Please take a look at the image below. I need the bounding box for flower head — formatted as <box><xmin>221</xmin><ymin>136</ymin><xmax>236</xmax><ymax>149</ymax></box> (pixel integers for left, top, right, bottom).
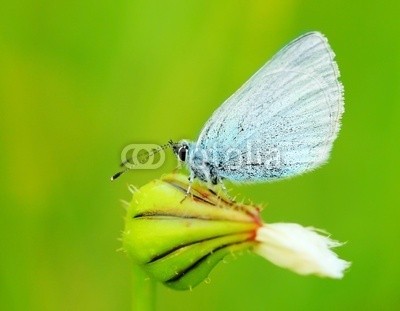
<box><xmin>121</xmin><ymin>174</ymin><xmax>350</xmax><ymax>290</ymax></box>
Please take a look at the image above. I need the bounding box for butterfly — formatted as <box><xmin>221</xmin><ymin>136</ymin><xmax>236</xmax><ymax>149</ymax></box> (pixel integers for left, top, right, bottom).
<box><xmin>113</xmin><ymin>32</ymin><xmax>344</xmax><ymax>190</ymax></box>
<box><xmin>171</xmin><ymin>32</ymin><xmax>344</xmax><ymax>187</ymax></box>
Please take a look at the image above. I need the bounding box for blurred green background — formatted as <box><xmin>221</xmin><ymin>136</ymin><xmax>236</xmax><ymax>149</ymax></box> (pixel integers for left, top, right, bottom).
<box><xmin>1</xmin><ymin>0</ymin><xmax>399</xmax><ymax>310</ymax></box>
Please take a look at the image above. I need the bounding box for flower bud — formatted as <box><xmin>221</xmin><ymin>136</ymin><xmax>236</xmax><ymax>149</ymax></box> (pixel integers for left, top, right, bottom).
<box><xmin>122</xmin><ymin>174</ymin><xmax>261</xmax><ymax>290</ymax></box>
<box><xmin>122</xmin><ymin>174</ymin><xmax>350</xmax><ymax>290</ymax></box>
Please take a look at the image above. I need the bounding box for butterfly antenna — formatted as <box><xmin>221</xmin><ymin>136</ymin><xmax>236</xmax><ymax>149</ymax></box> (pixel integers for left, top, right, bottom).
<box><xmin>110</xmin><ymin>168</ymin><xmax>128</xmax><ymax>181</ymax></box>
<box><xmin>111</xmin><ymin>141</ymin><xmax>174</xmax><ymax>181</ymax></box>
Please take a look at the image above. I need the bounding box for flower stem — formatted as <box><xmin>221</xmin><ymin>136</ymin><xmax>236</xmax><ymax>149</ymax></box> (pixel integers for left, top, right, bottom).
<box><xmin>132</xmin><ymin>265</ymin><xmax>156</xmax><ymax>311</ymax></box>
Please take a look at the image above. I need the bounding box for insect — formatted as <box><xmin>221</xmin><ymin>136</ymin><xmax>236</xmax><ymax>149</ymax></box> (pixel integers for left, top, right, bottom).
<box><xmin>113</xmin><ymin>32</ymin><xmax>344</xmax><ymax>190</ymax></box>
<box><xmin>171</xmin><ymin>32</ymin><xmax>344</xmax><ymax>187</ymax></box>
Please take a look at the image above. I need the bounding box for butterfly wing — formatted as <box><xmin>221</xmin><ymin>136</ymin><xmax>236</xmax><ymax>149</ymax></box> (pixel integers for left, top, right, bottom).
<box><xmin>195</xmin><ymin>32</ymin><xmax>344</xmax><ymax>182</ymax></box>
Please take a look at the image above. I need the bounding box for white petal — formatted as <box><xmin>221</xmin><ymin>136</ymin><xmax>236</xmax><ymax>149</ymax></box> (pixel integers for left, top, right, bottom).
<box><xmin>253</xmin><ymin>223</ymin><xmax>350</xmax><ymax>278</ymax></box>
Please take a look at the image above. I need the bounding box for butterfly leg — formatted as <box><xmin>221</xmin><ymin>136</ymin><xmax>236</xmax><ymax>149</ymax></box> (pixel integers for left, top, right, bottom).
<box><xmin>209</xmin><ymin>168</ymin><xmax>232</xmax><ymax>201</ymax></box>
<box><xmin>219</xmin><ymin>179</ymin><xmax>228</xmax><ymax>193</ymax></box>
<box><xmin>217</xmin><ymin>178</ymin><xmax>232</xmax><ymax>200</ymax></box>
<box><xmin>180</xmin><ymin>172</ymin><xmax>195</xmax><ymax>203</ymax></box>
<box><xmin>172</xmin><ymin>161</ymin><xmax>183</xmax><ymax>173</ymax></box>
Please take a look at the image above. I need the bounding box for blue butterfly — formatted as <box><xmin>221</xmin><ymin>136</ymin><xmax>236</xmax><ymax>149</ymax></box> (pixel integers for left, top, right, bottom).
<box><xmin>171</xmin><ymin>32</ymin><xmax>344</xmax><ymax>187</ymax></box>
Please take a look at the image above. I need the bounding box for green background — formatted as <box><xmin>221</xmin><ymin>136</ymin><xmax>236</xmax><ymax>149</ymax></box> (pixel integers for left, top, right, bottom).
<box><xmin>1</xmin><ymin>0</ymin><xmax>399</xmax><ymax>310</ymax></box>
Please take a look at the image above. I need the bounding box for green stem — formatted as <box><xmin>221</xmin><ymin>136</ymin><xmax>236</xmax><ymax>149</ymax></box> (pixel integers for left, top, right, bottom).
<box><xmin>132</xmin><ymin>265</ymin><xmax>156</xmax><ymax>311</ymax></box>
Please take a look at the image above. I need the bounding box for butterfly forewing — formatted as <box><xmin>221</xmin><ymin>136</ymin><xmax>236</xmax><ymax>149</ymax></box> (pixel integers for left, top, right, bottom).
<box><xmin>195</xmin><ymin>32</ymin><xmax>344</xmax><ymax>182</ymax></box>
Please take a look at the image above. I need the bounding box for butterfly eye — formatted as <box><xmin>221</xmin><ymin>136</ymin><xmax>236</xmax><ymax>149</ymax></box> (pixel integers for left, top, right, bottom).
<box><xmin>178</xmin><ymin>146</ymin><xmax>187</xmax><ymax>162</ymax></box>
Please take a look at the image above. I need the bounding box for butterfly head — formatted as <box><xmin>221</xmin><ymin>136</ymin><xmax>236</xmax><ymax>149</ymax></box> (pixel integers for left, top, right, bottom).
<box><xmin>172</xmin><ymin>140</ymin><xmax>191</xmax><ymax>162</ymax></box>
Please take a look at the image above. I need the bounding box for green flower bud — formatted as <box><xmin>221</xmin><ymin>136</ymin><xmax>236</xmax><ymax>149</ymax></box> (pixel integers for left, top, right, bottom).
<box><xmin>122</xmin><ymin>174</ymin><xmax>261</xmax><ymax>290</ymax></box>
<box><xmin>122</xmin><ymin>174</ymin><xmax>350</xmax><ymax>291</ymax></box>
